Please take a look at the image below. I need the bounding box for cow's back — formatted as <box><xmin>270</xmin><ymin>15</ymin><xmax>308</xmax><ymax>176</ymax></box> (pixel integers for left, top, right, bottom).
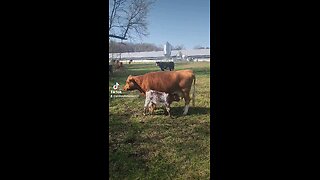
<box><xmin>141</xmin><ymin>70</ymin><xmax>194</xmax><ymax>93</ymax></box>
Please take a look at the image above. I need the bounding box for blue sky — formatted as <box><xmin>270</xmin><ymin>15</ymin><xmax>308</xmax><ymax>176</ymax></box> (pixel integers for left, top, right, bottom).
<box><xmin>134</xmin><ymin>0</ymin><xmax>210</xmax><ymax>49</ymax></box>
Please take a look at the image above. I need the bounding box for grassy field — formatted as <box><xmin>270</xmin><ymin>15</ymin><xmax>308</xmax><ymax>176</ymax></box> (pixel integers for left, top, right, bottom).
<box><xmin>109</xmin><ymin>62</ymin><xmax>210</xmax><ymax>179</ymax></box>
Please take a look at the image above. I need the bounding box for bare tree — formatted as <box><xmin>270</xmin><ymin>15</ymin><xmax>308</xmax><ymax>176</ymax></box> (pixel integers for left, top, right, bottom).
<box><xmin>109</xmin><ymin>40</ymin><xmax>162</xmax><ymax>53</ymax></box>
<box><xmin>109</xmin><ymin>0</ymin><xmax>154</xmax><ymax>41</ymax></box>
<box><xmin>194</xmin><ymin>45</ymin><xmax>206</xmax><ymax>49</ymax></box>
<box><xmin>173</xmin><ymin>44</ymin><xmax>185</xmax><ymax>50</ymax></box>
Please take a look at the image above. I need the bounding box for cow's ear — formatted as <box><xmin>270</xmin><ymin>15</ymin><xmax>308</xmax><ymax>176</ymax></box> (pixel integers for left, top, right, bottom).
<box><xmin>128</xmin><ymin>75</ymin><xmax>135</xmax><ymax>82</ymax></box>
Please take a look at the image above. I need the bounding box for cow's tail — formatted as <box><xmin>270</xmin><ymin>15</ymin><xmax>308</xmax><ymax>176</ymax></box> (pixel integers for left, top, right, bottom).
<box><xmin>192</xmin><ymin>74</ymin><xmax>196</xmax><ymax>106</ymax></box>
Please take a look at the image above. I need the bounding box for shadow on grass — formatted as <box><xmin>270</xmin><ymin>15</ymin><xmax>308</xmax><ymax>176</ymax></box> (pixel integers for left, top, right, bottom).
<box><xmin>146</xmin><ymin>106</ymin><xmax>210</xmax><ymax>117</ymax></box>
<box><xmin>170</xmin><ymin>106</ymin><xmax>210</xmax><ymax>117</ymax></box>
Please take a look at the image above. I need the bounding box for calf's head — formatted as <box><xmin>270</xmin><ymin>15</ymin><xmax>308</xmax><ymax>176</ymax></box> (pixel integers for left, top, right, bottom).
<box><xmin>168</xmin><ymin>93</ymin><xmax>180</xmax><ymax>103</ymax></box>
<box><xmin>172</xmin><ymin>93</ymin><xmax>180</xmax><ymax>102</ymax></box>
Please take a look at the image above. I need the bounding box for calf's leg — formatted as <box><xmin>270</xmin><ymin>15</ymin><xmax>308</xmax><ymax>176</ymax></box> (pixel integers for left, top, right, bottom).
<box><xmin>143</xmin><ymin>99</ymin><xmax>150</xmax><ymax>116</ymax></box>
<box><xmin>165</xmin><ymin>105</ymin><xmax>171</xmax><ymax>117</ymax></box>
<box><xmin>149</xmin><ymin>103</ymin><xmax>156</xmax><ymax>115</ymax></box>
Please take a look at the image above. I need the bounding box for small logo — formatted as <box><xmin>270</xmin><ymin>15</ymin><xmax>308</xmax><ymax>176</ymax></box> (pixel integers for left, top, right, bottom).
<box><xmin>113</xmin><ymin>82</ymin><xmax>119</xmax><ymax>90</ymax></box>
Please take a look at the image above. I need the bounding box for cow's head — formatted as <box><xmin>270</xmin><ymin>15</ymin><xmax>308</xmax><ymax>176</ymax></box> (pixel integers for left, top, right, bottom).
<box><xmin>123</xmin><ymin>75</ymin><xmax>137</xmax><ymax>91</ymax></box>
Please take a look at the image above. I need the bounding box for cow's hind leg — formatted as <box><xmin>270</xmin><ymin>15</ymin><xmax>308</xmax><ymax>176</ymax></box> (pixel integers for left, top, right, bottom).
<box><xmin>182</xmin><ymin>91</ymin><xmax>191</xmax><ymax>115</ymax></box>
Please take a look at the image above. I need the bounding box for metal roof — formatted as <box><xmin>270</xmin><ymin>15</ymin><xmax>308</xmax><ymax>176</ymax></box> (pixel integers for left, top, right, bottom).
<box><xmin>109</xmin><ymin>49</ymin><xmax>210</xmax><ymax>59</ymax></box>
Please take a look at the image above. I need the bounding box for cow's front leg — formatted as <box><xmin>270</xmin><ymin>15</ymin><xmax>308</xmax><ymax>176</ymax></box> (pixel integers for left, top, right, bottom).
<box><xmin>143</xmin><ymin>100</ymin><xmax>150</xmax><ymax>116</ymax></box>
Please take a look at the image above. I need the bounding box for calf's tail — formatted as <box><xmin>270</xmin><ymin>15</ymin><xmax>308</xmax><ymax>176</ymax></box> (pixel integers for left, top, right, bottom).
<box><xmin>192</xmin><ymin>74</ymin><xmax>196</xmax><ymax>106</ymax></box>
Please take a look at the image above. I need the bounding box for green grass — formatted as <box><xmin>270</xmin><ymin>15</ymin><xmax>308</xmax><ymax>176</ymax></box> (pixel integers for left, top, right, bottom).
<box><xmin>109</xmin><ymin>62</ymin><xmax>210</xmax><ymax>179</ymax></box>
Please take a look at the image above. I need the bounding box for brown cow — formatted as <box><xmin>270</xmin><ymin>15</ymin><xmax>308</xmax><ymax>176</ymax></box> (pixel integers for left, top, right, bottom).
<box><xmin>123</xmin><ymin>70</ymin><xmax>196</xmax><ymax>115</ymax></box>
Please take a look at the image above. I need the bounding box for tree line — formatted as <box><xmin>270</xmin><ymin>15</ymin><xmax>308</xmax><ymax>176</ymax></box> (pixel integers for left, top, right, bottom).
<box><xmin>109</xmin><ymin>40</ymin><xmax>190</xmax><ymax>53</ymax></box>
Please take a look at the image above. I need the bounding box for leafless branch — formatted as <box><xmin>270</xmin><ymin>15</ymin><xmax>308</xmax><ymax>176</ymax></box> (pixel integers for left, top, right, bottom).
<box><xmin>109</xmin><ymin>0</ymin><xmax>154</xmax><ymax>41</ymax></box>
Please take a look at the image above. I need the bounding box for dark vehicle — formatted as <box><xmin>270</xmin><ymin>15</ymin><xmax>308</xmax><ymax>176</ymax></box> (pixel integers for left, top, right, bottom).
<box><xmin>155</xmin><ymin>61</ymin><xmax>174</xmax><ymax>71</ymax></box>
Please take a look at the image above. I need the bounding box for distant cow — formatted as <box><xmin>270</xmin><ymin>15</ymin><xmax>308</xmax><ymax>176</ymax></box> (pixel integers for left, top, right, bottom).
<box><xmin>114</xmin><ymin>61</ymin><xmax>124</xmax><ymax>71</ymax></box>
<box><xmin>129</xmin><ymin>59</ymin><xmax>133</xmax><ymax>64</ymax></box>
<box><xmin>144</xmin><ymin>90</ymin><xmax>180</xmax><ymax>116</ymax></box>
<box><xmin>155</xmin><ymin>62</ymin><xmax>174</xmax><ymax>71</ymax></box>
<box><xmin>123</xmin><ymin>70</ymin><xmax>196</xmax><ymax>115</ymax></box>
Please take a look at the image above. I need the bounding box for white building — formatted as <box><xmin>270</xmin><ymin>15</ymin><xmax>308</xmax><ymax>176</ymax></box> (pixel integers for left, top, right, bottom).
<box><xmin>109</xmin><ymin>48</ymin><xmax>210</xmax><ymax>62</ymax></box>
